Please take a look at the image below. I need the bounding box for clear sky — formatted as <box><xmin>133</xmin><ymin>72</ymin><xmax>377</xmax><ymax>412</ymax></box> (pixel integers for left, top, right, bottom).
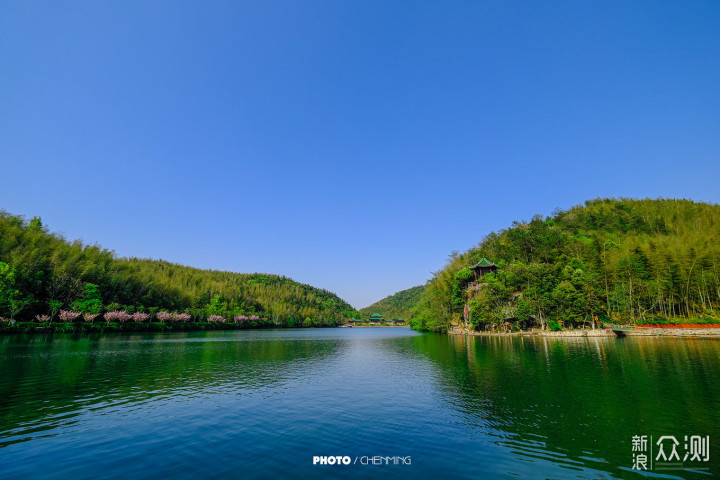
<box><xmin>1</xmin><ymin>1</ymin><xmax>719</xmax><ymax>308</ymax></box>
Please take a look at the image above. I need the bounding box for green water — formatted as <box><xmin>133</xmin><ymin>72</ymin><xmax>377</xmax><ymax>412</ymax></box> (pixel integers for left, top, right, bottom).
<box><xmin>0</xmin><ymin>329</ymin><xmax>718</xmax><ymax>479</ymax></box>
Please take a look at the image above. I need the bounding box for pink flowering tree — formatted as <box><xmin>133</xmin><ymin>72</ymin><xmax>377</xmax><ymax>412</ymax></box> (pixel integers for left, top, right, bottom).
<box><xmin>249</xmin><ymin>315</ymin><xmax>260</xmax><ymax>321</ymax></box>
<box><xmin>234</xmin><ymin>315</ymin><xmax>249</xmax><ymax>323</ymax></box>
<box><xmin>157</xmin><ymin>311</ymin><xmax>172</xmax><ymax>323</ymax></box>
<box><xmin>207</xmin><ymin>315</ymin><xmax>226</xmax><ymax>323</ymax></box>
<box><xmin>103</xmin><ymin>311</ymin><xmax>118</xmax><ymax>324</ymax></box>
<box><xmin>104</xmin><ymin>310</ymin><xmax>132</xmax><ymax>324</ymax></box>
<box><xmin>83</xmin><ymin>313</ymin><xmax>98</xmax><ymax>323</ymax></box>
<box><xmin>59</xmin><ymin>310</ymin><xmax>81</xmax><ymax>322</ymax></box>
<box><xmin>132</xmin><ymin>312</ymin><xmax>150</xmax><ymax>323</ymax></box>
<box><xmin>174</xmin><ymin>313</ymin><xmax>192</xmax><ymax>323</ymax></box>
<box><xmin>35</xmin><ymin>314</ymin><xmax>51</xmax><ymax>323</ymax></box>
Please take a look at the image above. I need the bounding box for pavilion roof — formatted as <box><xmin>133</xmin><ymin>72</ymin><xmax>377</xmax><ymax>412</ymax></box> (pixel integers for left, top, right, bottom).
<box><xmin>470</xmin><ymin>257</ymin><xmax>496</xmax><ymax>269</ymax></box>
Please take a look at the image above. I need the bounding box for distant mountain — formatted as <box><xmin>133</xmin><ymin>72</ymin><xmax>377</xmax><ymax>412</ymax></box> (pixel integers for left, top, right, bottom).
<box><xmin>0</xmin><ymin>210</ymin><xmax>356</xmax><ymax>326</ymax></box>
<box><xmin>409</xmin><ymin>198</ymin><xmax>720</xmax><ymax>332</ymax></box>
<box><xmin>359</xmin><ymin>285</ymin><xmax>425</xmax><ymax>320</ymax></box>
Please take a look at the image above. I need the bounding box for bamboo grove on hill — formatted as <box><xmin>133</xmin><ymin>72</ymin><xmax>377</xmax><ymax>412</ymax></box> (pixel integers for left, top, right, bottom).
<box><xmin>0</xmin><ymin>212</ymin><xmax>356</xmax><ymax>326</ymax></box>
<box><xmin>409</xmin><ymin>198</ymin><xmax>720</xmax><ymax>332</ymax></box>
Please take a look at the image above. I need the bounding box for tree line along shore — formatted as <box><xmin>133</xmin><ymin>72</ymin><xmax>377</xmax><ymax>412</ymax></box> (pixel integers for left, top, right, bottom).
<box><xmin>0</xmin><ymin>211</ymin><xmax>356</xmax><ymax>332</ymax></box>
<box><xmin>3</xmin><ymin>198</ymin><xmax>720</xmax><ymax>337</ymax></box>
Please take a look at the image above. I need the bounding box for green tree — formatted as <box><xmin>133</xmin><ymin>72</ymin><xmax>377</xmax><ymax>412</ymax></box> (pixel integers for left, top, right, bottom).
<box><xmin>71</xmin><ymin>283</ymin><xmax>103</xmax><ymax>314</ymax></box>
<box><xmin>49</xmin><ymin>300</ymin><xmax>62</xmax><ymax>323</ymax></box>
<box><xmin>206</xmin><ymin>294</ymin><xmax>227</xmax><ymax>317</ymax></box>
<box><xmin>0</xmin><ymin>262</ymin><xmax>31</xmax><ymax>320</ymax></box>
<box><xmin>468</xmin><ymin>273</ymin><xmax>510</xmax><ymax>330</ymax></box>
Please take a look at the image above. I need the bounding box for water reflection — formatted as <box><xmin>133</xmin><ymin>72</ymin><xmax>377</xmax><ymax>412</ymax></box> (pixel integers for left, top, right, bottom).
<box><xmin>406</xmin><ymin>334</ymin><xmax>720</xmax><ymax>478</ymax></box>
<box><xmin>1</xmin><ymin>329</ymin><xmax>718</xmax><ymax>479</ymax></box>
<box><xmin>0</xmin><ymin>331</ymin><xmax>342</xmax><ymax>448</ymax></box>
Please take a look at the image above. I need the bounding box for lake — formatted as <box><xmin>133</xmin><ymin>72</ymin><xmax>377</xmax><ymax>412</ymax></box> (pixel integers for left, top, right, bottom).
<box><xmin>1</xmin><ymin>328</ymin><xmax>718</xmax><ymax>479</ymax></box>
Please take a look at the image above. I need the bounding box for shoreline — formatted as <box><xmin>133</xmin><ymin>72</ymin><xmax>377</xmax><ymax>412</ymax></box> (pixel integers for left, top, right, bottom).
<box><xmin>0</xmin><ymin>322</ymin><xmax>335</xmax><ymax>335</ymax></box>
<box><xmin>448</xmin><ymin>327</ymin><xmax>720</xmax><ymax>338</ymax></box>
<box><xmin>349</xmin><ymin>324</ymin><xmax>408</xmax><ymax>328</ymax></box>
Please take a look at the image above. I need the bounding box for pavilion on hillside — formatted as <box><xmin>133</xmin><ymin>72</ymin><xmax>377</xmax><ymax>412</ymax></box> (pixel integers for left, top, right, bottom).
<box><xmin>469</xmin><ymin>257</ymin><xmax>498</xmax><ymax>281</ymax></box>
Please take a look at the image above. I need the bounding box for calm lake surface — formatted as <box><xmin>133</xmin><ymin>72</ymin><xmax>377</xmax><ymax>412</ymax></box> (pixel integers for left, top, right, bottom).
<box><xmin>1</xmin><ymin>328</ymin><xmax>718</xmax><ymax>479</ymax></box>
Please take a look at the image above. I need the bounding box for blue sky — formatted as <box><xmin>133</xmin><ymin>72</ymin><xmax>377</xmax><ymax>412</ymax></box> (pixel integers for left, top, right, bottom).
<box><xmin>1</xmin><ymin>1</ymin><xmax>719</xmax><ymax>308</ymax></box>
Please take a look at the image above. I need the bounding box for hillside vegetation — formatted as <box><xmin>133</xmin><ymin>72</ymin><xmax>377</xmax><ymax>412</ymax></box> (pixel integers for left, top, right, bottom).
<box><xmin>358</xmin><ymin>285</ymin><xmax>424</xmax><ymax>320</ymax></box>
<box><xmin>409</xmin><ymin>198</ymin><xmax>720</xmax><ymax>332</ymax></box>
<box><xmin>0</xmin><ymin>211</ymin><xmax>356</xmax><ymax>326</ymax></box>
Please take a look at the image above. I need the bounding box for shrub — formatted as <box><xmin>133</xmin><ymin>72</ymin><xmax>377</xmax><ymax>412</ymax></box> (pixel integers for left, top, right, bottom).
<box><xmin>548</xmin><ymin>320</ymin><xmax>562</xmax><ymax>331</ymax></box>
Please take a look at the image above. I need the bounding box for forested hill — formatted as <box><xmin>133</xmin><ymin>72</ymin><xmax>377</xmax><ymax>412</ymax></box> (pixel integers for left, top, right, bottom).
<box><xmin>0</xmin><ymin>211</ymin><xmax>356</xmax><ymax>325</ymax></box>
<box><xmin>358</xmin><ymin>285</ymin><xmax>424</xmax><ymax>320</ymax></box>
<box><xmin>409</xmin><ymin>198</ymin><xmax>720</xmax><ymax>332</ymax></box>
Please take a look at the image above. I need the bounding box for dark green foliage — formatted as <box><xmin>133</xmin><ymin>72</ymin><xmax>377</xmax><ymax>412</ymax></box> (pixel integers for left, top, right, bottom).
<box><xmin>0</xmin><ymin>261</ymin><xmax>30</xmax><ymax>319</ymax></box>
<box><xmin>410</xmin><ymin>198</ymin><xmax>720</xmax><ymax>332</ymax></box>
<box><xmin>0</xmin><ymin>211</ymin><xmax>356</xmax><ymax>326</ymax></box>
<box><xmin>358</xmin><ymin>285</ymin><xmax>425</xmax><ymax>321</ymax></box>
<box><xmin>71</xmin><ymin>283</ymin><xmax>103</xmax><ymax>314</ymax></box>
<box><xmin>452</xmin><ymin>268</ymin><xmax>474</xmax><ymax>310</ymax></box>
